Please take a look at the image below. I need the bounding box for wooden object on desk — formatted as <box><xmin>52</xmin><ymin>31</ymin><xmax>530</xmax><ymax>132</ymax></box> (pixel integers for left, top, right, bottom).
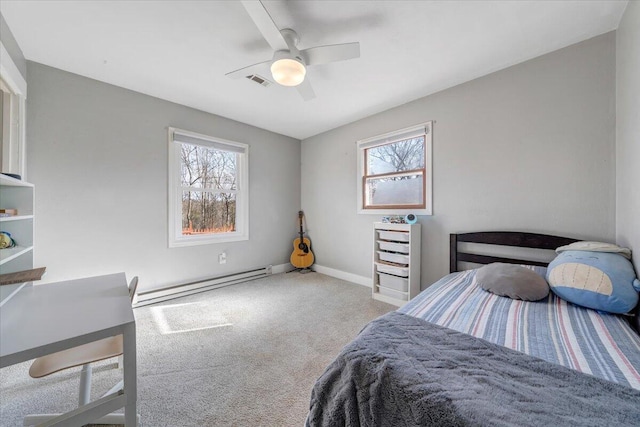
<box><xmin>0</xmin><ymin>267</ymin><xmax>46</xmax><ymax>286</ymax></box>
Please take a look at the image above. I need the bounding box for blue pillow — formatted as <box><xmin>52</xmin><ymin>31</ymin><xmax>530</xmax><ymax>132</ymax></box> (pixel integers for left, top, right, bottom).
<box><xmin>546</xmin><ymin>249</ymin><xmax>640</xmax><ymax>314</ymax></box>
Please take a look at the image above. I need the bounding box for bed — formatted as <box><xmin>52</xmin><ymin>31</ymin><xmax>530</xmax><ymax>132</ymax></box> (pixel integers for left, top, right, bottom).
<box><xmin>306</xmin><ymin>232</ymin><xmax>640</xmax><ymax>426</ymax></box>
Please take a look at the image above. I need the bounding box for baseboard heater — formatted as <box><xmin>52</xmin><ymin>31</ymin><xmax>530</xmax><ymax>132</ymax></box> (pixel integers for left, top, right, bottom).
<box><xmin>133</xmin><ymin>265</ymin><xmax>273</xmax><ymax>308</ymax></box>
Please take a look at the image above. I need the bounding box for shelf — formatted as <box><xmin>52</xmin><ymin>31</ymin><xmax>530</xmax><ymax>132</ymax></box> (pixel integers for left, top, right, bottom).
<box><xmin>375</xmin><ymin>285</ymin><xmax>408</xmax><ymax>298</ymax></box>
<box><xmin>0</xmin><ymin>215</ymin><xmax>34</xmax><ymax>222</ymax></box>
<box><xmin>0</xmin><ymin>178</ymin><xmax>34</xmax><ymax>276</ymax></box>
<box><xmin>373</xmin><ymin>291</ymin><xmax>409</xmax><ymax>307</ymax></box>
<box><xmin>0</xmin><ymin>174</ymin><xmax>34</xmax><ymax>187</ymax></box>
<box><xmin>0</xmin><ymin>246</ymin><xmax>34</xmax><ymax>265</ymax></box>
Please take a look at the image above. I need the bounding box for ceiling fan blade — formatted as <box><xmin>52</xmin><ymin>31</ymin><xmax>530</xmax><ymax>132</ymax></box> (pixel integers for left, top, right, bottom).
<box><xmin>225</xmin><ymin>60</ymin><xmax>271</xmax><ymax>79</ymax></box>
<box><xmin>300</xmin><ymin>42</ymin><xmax>360</xmax><ymax>66</ymax></box>
<box><xmin>296</xmin><ymin>79</ymin><xmax>316</xmax><ymax>101</ymax></box>
<box><xmin>240</xmin><ymin>0</ymin><xmax>289</xmax><ymax>52</ymax></box>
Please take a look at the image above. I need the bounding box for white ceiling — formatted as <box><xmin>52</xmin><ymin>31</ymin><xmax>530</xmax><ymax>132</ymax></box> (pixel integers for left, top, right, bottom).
<box><xmin>0</xmin><ymin>1</ymin><xmax>628</xmax><ymax>140</ymax></box>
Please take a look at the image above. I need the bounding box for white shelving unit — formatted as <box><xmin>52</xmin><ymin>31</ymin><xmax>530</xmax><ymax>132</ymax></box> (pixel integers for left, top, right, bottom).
<box><xmin>372</xmin><ymin>222</ymin><xmax>421</xmax><ymax>307</ymax></box>
<box><xmin>0</xmin><ymin>174</ymin><xmax>34</xmax><ymax>302</ymax></box>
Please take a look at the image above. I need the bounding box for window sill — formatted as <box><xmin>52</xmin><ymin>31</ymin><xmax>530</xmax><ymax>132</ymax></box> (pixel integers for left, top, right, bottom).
<box><xmin>169</xmin><ymin>232</ymin><xmax>249</xmax><ymax>248</ymax></box>
<box><xmin>358</xmin><ymin>208</ymin><xmax>432</xmax><ymax>216</ymax></box>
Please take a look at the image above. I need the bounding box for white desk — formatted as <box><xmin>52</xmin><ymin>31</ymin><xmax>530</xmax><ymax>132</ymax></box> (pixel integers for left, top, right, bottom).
<box><xmin>0</xmin><ymin>272</ymin><xmax>137</xmax><ymax>426</ymax></box>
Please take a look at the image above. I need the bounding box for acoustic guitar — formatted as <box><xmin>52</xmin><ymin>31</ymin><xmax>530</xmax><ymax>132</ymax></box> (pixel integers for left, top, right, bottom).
<box><xmin>290</xmin><ymin>210</ymin><xmax>315</xmax><ymax>269</ymax></box>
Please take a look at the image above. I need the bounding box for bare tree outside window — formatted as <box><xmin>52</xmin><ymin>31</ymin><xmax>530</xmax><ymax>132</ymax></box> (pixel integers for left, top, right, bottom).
<box><xmin>364</xmin><ymin>136</ymin><xmax>426</xmax><ymax>208</ymax></box>
<box><xmin>367</xmin><ymin>137</ymin><xmax>425</xmax><ymax>175</ymax></box>
<box><xmin>169</xmin><ymin>128</ymin><xmax>248</xmax><ymax>247</ymax></box>
<box><xmin>180</xmin><ymin>143</ymin><xmax>238</xmax><ymax>235</ymax></box>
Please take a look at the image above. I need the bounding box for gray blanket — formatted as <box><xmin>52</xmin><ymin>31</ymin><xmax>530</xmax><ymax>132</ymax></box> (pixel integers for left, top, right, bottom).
<box><xmin>306</xmin><ymin>312</ymin><xmax>640</xmax><ymax>427</ymax></box>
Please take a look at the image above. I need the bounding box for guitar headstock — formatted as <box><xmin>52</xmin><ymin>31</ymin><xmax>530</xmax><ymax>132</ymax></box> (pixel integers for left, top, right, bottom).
<box><xmin>298</xmin><ymin>210</ymin><xmax>304</xmax><ymax>218</ymax></box>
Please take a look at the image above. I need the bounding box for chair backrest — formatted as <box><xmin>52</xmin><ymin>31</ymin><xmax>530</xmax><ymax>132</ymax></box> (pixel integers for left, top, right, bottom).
<box><xmin>128</xmin><ymin>276</ymin><xmax>139</xmax><ymax>303</ymax></box>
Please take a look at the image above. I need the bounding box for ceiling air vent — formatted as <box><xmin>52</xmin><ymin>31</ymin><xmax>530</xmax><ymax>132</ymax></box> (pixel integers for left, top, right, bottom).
<box><xmin>246</xmin><ymin>74</ymin><xmax>272</xmax><ymax>87</ymax></box>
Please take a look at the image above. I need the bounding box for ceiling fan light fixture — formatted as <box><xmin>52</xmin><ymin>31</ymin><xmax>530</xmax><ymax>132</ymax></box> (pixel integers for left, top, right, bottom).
<box><xmin>270</xmin><ymin>58</ymin><xmax>306</xmax><ymax>87</ymax></box>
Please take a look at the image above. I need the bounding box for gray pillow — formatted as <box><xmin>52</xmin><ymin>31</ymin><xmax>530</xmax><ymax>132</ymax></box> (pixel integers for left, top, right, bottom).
<box><xmin>476</xmin><ymin>263</ymin><xmax>549</xmax><ymax>301</ymax></box>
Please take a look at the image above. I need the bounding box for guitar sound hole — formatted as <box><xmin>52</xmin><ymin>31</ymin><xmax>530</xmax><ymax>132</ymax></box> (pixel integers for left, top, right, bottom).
<box><xmin>299</xmin><ymin>242</ymin><xmax>308</xmax><ymax>252</ymax></box>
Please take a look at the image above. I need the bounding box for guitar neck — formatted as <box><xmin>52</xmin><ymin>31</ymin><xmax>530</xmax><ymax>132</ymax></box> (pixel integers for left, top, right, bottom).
<box><xmin>299</xmin><ymin>212</ymin><xmax>304</xmax><ymax>239</ymax></box>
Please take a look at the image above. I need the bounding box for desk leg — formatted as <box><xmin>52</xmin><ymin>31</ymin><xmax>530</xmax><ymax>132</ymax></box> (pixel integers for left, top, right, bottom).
<box><xmin>123</xmin><ymin>322</ymin><xmax>137</xmax><ymax>426</ymax></box>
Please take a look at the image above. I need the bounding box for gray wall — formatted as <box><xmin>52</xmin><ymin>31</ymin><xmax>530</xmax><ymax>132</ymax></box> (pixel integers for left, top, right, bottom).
<box><xmin>616</xmin><ymin>1</ymin><xmax>640</xmax><ymax>273</ymax></box>
<box><xmin>27</xmin><ymin>62</ymin><xmax>301</xmax><ymax>291</ymax></box>
<box><xmin>0</xmin><ymin>12</ymin><xmax>26</xmax><ymax>80</ymax></box>
<box><xmin>301</xmin><ymin>32</ymin><xmax>616</xmax><ymax>288</ymax></box>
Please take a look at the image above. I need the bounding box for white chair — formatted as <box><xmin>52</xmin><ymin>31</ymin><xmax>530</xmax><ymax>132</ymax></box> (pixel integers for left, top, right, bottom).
<box><xmin>24</xmin><ymin>276</ymin><xmax>140</xmax><ymax>426</ymax></box>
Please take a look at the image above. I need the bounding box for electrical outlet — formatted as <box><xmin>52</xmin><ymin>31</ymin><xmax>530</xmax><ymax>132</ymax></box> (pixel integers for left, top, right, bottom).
<box><xmin>218</xmin><ymin>252</ymin><xmax>227</xmax><ymax>264</ymax></box>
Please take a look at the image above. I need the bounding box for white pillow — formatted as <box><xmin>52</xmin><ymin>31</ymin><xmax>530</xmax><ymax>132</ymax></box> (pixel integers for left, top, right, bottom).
<box><xmin>555</xmin><ymin>241</ymin><xmax>631</xmax><ymax>260</ymax></box>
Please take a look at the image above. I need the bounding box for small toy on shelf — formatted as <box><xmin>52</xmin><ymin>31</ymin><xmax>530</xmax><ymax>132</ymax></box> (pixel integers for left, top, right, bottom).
<box><xmin>0</xmin><ymin>231</ymin><xmax>16</xmax><ymax>249</ymax></box>
<box><xmin>381</xmin><ymin>215</ymin><xmax>406</xmax><ymax>224</ymax></box>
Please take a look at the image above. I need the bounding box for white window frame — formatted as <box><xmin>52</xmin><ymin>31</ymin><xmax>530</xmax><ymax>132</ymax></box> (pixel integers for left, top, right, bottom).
<box><xmin>0</xmin><ymin>40</ymin><xmax>27</xmax><ymax>179</ymax></box>
<box><xmin>356</xmin><ymin>121</ymin><xmax>433</xmax><ymax>215</ymax></box>
<box><xmin>168</xmin><ymin>127</ymin><xmax>249</xmax><ymax>248</ymax></box>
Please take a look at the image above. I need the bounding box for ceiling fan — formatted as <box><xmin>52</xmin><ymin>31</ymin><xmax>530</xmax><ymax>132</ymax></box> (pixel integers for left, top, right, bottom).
<box><xmin>226</xmin><ymin>0</ymin><xmax>361</xmax><ymax>101</ymax></box>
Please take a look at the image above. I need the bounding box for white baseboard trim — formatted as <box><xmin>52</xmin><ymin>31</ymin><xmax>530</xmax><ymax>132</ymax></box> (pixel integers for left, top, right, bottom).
<box><xmin>271</xmin><ymin>263</ymin><xmax>295</xmax><ymax>274</ymax></box>
<box><xmin>135</xmin><ymin>263</ymin><xmax>293</xmax><ymax>307</ymax></box>
<box><xmin>311</xmin><ymin>264</ymin><xmax>371</xmax><ymax>288</ymax></box>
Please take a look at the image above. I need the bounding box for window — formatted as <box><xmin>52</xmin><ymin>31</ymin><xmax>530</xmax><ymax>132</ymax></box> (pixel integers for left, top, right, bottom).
<box><xmin>168</xmin><ymin>128</ymin><xmax>249</xmax><ymax>247</ymax></box>
<box><xmin>357</xmin><ymin>122</ymin><xmax>432</xmax><ymax>215</ymax></box>
<box><xmin>0</xmin><ymin>41</ymin><xmax>27</xmax><ymax>178</ymax></box>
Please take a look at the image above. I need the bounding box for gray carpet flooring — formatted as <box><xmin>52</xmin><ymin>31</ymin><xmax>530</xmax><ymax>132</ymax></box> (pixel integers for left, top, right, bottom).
<box><xmin>0</xmin><ymin>272</ymin><xmax>394</xmax><ymax>426</ymax></box>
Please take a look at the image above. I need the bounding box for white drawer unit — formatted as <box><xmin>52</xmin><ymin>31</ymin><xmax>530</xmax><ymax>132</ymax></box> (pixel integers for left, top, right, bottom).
<box><xmin>378</xmin><ymin>272</ymin><xmax>409</xmax><ymax>292</ymax></box>
<box><xmin>375</xmin><ymin>261</ymin><xmax>409</xmax><ymax>277</ymax></box>
<box><xmin>372</xmin><ymin>222</ymin><xmax>421</xmax><ymax>307</ymax></box>
<box><xmin>378</xmin><ymin>240</ymin><xmax>410</xmax><ymax>254</ymax></box>
<box><xmin>377</xmin><ymin>251</ymin><xmax>410</xmax><ymax>265</ymax></box>
<box><xmin>377</xmin><ymin>230</ymin><xmax>410</xmax><ymax>242</ymax></box>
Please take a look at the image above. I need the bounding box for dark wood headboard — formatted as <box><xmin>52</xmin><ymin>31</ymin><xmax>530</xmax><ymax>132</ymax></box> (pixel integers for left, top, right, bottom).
<box><xmin>450</xmin><ymin>231</ymin><xmax>579</xmax><ymax>273</ymax></box>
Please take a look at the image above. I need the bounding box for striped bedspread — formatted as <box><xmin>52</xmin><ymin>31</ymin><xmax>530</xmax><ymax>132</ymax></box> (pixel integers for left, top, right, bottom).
<box><xmin>399</xmin><ymin>268</ymin><xmax>640</xmax><ymax>390</ymax></box>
